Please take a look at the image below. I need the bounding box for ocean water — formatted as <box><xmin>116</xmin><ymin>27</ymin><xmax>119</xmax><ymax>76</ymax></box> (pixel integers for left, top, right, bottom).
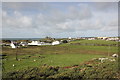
<box><xmin>1</xmin><ymin>38</ymin><xmax>43</xmax><ymax>40</ymax></box>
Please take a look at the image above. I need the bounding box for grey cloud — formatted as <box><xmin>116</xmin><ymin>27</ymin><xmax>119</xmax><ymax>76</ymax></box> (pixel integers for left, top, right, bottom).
<box><xmin>2</xmin><ymin>2</ymin><xmax>51</xmax><ymax>11</ymax></box>
<box><xmin>2</xmin><ymin>2</ymin><xmax>118</xmax><ymax>38</ymax></box>
<box><xmin>91</xmin><ymin>2</ymin><xmax>118</xmax><ymax>11</ymax></box>
<box><xmin>31</xmin><ymin>4</ymin><xmax>93</xmax><ymax>33</ymax></box>
<box><xmin>67</xmin><ymin>5</ymin><xmax>92</xmax><ymax>20</ymax></box>
<box><xmin>3</xmin><ymin>11</ymin><xmax>33</xmax><ymax>28</ymax></box>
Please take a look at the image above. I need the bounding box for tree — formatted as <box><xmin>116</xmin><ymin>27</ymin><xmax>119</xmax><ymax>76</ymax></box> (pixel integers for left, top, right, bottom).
<box><xmin>62</xmin><ymin>40</ymin><xmax>68</xmax><ymax>43</ymax></box>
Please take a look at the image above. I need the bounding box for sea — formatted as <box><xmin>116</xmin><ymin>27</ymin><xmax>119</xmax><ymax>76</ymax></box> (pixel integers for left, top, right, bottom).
<box><xmin>1</xmin><ymin>38</ymin><xmax>62</xmax><ymax>40</ymax></box>
<box><xmin>1</xmin><ymin>38</ymin><xmax>43</xmax><ymax>40</ymax></box>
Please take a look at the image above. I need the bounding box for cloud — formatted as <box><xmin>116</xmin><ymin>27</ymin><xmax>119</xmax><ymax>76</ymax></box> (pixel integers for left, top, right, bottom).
<box><xmin>91</xmin><ymin>2</ymin><xmax>118</xmax><ymax>12</ymax></box>
<box><xmin>2</xmin><ymin>0</ymin><xmax>119</xmax><ymax>2</ymax></box>
<box><xmin>2</xmin><ymin>2</ymin><xmax>118</xmax><ymax>38</ymax></box>
<box><xmin>2</xmin><ymin>2</ymin><xmax>51</xmax><ymax>12</ymax></box>
<box><xmin>67</xmin><ymin>5</ymin><xmax>92</xmax><ymax>20</ymax></box>
<box><xmin>3</xmin><ymin>11</ymin><xmax>33</xmax><ymax>28</ymax></box>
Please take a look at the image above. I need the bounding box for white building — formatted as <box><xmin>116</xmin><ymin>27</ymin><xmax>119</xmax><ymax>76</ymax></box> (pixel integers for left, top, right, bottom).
<box><xmin>68</xmin><ymin>37</ymin><xmax>72</xmax><ymax>39</ymax></box>
<box><xmin>98</xmin><ymin>37</ymin><xmax>108</xmax><ymax>40</ymax></box>
<box><xmin>10</xmin><ymin>42</ymin><xmax>16</xmax><ymax>48</ymax></box>
<box><xmin>28</xmin><ymin>41</ymin><xmax>42</xmax><ymax>46</ymax></box>
<box><xmin>88</xmin><ymin>38</ymin><xmax>95</xmax><ymax>40</ymax></box>
<box><xmin>20</xmin><ymin>42</ymin><xmax>27</xmax><ymax>46</ymax></box>
<box><xmin>28</xmin><ymin>41</ymin><xmax>51</xmax><ymax>46</ymax></box>
<box><xmin>52</xmin><ymin>41</ymin><xmax>60</xmax><ymax>45</ymax></box>
<box><xmin>107</xmin><ymin>37</ymin><xmax>119</xmax><ymax>41</ymax></box>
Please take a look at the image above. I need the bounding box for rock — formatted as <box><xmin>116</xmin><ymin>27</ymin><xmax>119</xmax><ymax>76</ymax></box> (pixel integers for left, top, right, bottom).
<box><xmin>112</xmin><ymin>54</ymin><xmax>118</xmax><ymax>57</ymax></box>
<box><xmin>13</xmin><ymin>64</ymin><xmax>15</xmax><ymax>67</ymax></box>
<box><xmin>109</xmin><ymin>59</ymin><xmax>116</xmax><ymax>61</ymax></box>
<box><xmin>98</xmin><ymin>58</ymin><xmax>108</xmax><ymax>63</ymax></box>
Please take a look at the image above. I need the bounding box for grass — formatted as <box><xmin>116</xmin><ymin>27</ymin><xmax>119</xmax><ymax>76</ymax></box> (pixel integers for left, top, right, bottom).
<box><xmin>2</xmin><ymin>53</ymin><xmax>104</xmax><ymax>73</ymax></box>
<box><xmin>3</xmin><ymin>58</ymin><xmax>119</xmax><ymax>79</ymax></box>
<box><xmin>59</xmin><ymin>44</ymin><xmax>118</xmax><ymax>54</ymax></box>
<box><xmin>2</xmin><ymin>43</ymin><xmax>118</xmax><ymax>55</ymax></box>
<box><xmin>70</xmin><ymin>39</ymin><xmax>118</xmax><ymax>45</ymax></box>
<box><xmin>2</xmin><ymin>39</ymin><xmax>118</xmax><ymax>74</ymax></box>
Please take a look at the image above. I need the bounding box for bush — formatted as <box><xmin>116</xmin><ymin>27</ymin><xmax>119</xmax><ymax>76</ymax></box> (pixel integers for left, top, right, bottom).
<box><xmin>62</xmin><ymin>40</ymin><xmax>68</xmax><ymax>43</ymax></box>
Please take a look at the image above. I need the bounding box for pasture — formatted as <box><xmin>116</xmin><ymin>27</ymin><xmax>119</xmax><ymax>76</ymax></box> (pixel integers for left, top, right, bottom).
<box><xmin>70</xmin><ymin>39</ymin><xmax>118</xmax><ymax>45</ymax></box>
<box><xmin>2</xmin><ymin>53</ymin><xmax>104</xmax><ymax>73</ymax></box>
<box><xmin>2</xmin><ymin>40</ymin><xmax>119</xmax><ymax>77</ymax></box>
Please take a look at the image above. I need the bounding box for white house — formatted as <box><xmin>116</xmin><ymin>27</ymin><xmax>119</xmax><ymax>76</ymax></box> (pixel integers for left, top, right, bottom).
<box><xmin>28</xmin><ymin>41</ymin><xmax>51</xmax><ymax>46</ymax></box>
<box><xmin>20</xmin><ymin>42</ymin><xmax>27</xmax><ymax>46</ymax></box>
<box><xmin>107</xmin><ymin>37</ymin><xmax>119</xmax><ymax>41</ymax></box>
<box><xmin>52</xmin><ymin>41</ymin><xmax>60</xmax><ymax>45</ymax></box>
<box><xmin>10</xmin><ymin>41</ymin><xmax>16</xmax><ymax>48</ymax></box>
<box><xmin>68</xmin><ymin>37</ymin><xmax>72</xmax><ymax>39</ymax></box>
<box><xmin>88</xmin><ymin>38</ymin><xmax>95</xmax><ymax>40</ymax></box>
<box><xmin>98</xmin><ymin>37</ymin><xmax>108</xmax><ymax>40</ymax></box>
<box><xmin>28</xmin><ymin>41</ymin><xmax>42</xmax><ymax>46</ymax></box>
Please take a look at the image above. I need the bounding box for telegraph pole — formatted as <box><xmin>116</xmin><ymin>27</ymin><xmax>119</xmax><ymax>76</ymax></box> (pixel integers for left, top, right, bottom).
<box><xmin>108</xmin><ymin>44</ymin><xmax>110</xmax><ymax>57</ymax></box>
<box><xmin>15</xmin><ymin>48</ymin><xmax>18</xmax><ymax>61</ymax></box>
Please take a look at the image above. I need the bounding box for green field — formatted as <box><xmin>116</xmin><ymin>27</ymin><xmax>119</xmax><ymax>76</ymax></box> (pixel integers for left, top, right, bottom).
<box><xmin>3</xmin><ymin>58</ymin><xmax>119</xmax><ymax>79</ymax></box>
<box><xmin>70</xmin><ymin>39</ymin><xmax>118</xmax><ymax>45</ymax></box>
<box><xmin>3</xmin><ymin>53</ymin><xmax>104</xmax><ymax>73</ymax></box>
<box><xmin>2</xmin><ymin>39</ymin><xmax>119</xmax><ymax>79</ymax></box>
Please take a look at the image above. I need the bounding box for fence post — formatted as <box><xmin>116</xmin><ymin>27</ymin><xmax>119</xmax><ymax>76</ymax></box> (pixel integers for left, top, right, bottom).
<box><xmin>108</xmin><ymin>45</ymin><xmax>110</xmax><ymax>57</ymax></box>
<box><xmin>15</xmin><ymin>47</ymin><xmax>18</xmax><ymax>61</ymax></box>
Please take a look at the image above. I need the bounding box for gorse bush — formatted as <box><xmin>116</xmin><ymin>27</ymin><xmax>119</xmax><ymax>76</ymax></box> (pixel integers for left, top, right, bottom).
<box><xmin>3</xmin><ymin>59</ymin><xmax>119</xmax><ymax>80</ymax></box>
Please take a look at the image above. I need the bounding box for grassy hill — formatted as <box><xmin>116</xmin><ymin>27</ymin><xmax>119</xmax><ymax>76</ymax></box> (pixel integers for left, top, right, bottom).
<box><xmin>2</xmin><ymin>39</ymin><xmax>119</xmax><ymax>79</ymax></box>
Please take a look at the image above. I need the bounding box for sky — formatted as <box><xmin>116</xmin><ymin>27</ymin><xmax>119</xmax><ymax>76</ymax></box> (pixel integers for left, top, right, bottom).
<box><xmin>2</xmin><ymin>2</ymin><xmax>118</xmax><ymax>38</ymax></box>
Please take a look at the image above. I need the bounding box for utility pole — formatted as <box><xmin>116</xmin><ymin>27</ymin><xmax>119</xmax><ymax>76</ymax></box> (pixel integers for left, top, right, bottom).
<box><xmin>108</xmin><ymin>44</ymin><xmax>110</xmax><ymax>57</ymax></box>
<box><xmin>15</xmin><ymin>48</ymin><xmax>18</xmax><ymax>61</ymax></box>
<box><xmin>15</xmin><ymin>42</ymin><xmax>19</xmax><ymax>61</ymax></box>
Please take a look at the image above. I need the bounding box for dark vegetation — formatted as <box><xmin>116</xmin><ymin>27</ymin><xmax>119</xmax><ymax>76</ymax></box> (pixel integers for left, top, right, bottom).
<box><xmin>2</xmin><ymin>58</ymin><xmax>119</xmax><ymax>79</ymax></box>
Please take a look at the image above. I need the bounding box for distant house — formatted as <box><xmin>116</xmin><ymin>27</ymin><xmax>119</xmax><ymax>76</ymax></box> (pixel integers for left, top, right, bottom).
<box><xmin>98</xmin><ymin>37</ymin><xmax>108</xmax><ymax>40</ymax></box>
<box><xmin>28</xmin><ymin>41</ymin><xmax>42</xmax><ymax>46</ymax></box>
<box><xmin>68</xmin><ymin>37</ymin><xmax>72</xmax><ymax>39</ymax></box>
<box><xmin>107</xmin><ymin>37</ymin><xmax>119</xmax><ymax>41</ymax></box>
<box><xmin>52</xmin><ymin>41</ymin><xmax>60</xmax><ymax>45</ymax></box>
<box><xmin>10</xmin><ymin>41</ymin><xmax>16</xmax><ymax>48</ymax></box>
<box><xmin>28</xmin><ymin>41</ymin><xmax>51</xmax><ymax>46</ymax></box>
<box><xmin>40</xmin><ymin>42</ymin><xmax>51</xmax><ymax>45</ymax></box>
<box><xmin>20</xmin><ymin>42</ymin><xmax>27</xmax><ymax>46</ymax></box>
<box><xmin>88</xmin><ymin>38</ymin><xmax>95</xmax><ymax>40</ymax></box>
